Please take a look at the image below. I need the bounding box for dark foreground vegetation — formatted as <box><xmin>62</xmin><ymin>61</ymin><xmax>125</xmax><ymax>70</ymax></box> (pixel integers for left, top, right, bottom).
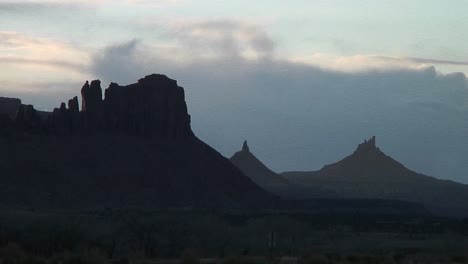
<box><xmin>2</xmin><ymin>210</ymin><xmax>468</xmax><ymax>263</ymax></box>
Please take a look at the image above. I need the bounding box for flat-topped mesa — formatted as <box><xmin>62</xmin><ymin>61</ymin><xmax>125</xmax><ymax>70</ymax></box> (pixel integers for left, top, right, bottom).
<box><xmin>102</xmin><ymin>74</ymin><xmax>193</xmax><ymax>138</ymax></box>
<box><xmin>1</xmin><ymin>74</ymin><xmax>194</xmax><ymax>139</ymax></box>
<box><xmin>354</xmin><ymin>136</ymin><xmax>379</xmax><ymax>154</ymax></box>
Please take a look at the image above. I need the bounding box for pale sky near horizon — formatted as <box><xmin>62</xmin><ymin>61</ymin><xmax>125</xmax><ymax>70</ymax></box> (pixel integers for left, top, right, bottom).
<box><xmin>1</xmin><ymin>0</ymin><xmax>468</xmax><ymax>79</ymax></box>
<box><xmin>2</xmin><ymin>0</ymin><xmax>468</xmax><ymax>183</ymax></box>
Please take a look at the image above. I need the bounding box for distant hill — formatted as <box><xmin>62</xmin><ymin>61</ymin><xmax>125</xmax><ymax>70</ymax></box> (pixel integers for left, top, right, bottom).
<box><xmin>230</xmin><ymin>140</ymin><xmax>334</xmax><ymax>199</ymax></box>
<box><xmin>230</xmin><ymin>141</ymin><xmax>297</xmax><ymax>197</ymax></box>
<box><xmin>283</xmin><ymin>137</ymin><xmax>468</xmax><ymax>218</ymax></box>
<box><xmin>230</xmin><ymin>139</ymin><xmax>429</xmax><ymax>218</ymax></box>
<box><xmin>0</xmin><ymin>74</ymin><xmax>275</xmax><ymax>210</ymax></box>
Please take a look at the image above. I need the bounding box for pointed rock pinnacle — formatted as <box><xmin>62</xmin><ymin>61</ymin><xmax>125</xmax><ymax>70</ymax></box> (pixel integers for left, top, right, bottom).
<box><xmin>242</xmin><ymin>140</ymin><xmax>250</xmax><ymax>153</ymax></box>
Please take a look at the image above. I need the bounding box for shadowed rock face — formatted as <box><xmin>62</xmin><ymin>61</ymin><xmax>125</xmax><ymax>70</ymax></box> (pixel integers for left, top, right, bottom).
<box><xmin>39</xmin><ymin>74</ymin><xmax>193</xmax><ymax>138</ymax></box>
<box><xmin>230</xmin><ymin>140</ymin><xmax>291</xmax><ymax>192</ymax></box>
<box><xmin>0</xmin><ymin>74</ymin><xmax>274</xmax><ymax>210</ymax></box>
<box><xmin>81</xmin><ymin>80</ymin><xmax>103</xmax><ymax>113</ymax></box>
<box><xmin>230</xmin><ymin>140</ymin><xmax>428</xmax><ymax>217</ymax></box>
<box><xmin>230</xmin><ymin>141</ymin><xmax>333</xmax><ymax>199</ymax></box>
<box><xmin>0</xmin><ymin>74</ymin><xmax>193</xmax><ymax>139</ymax></box>
<box><xmin>0</xmin><ymin>97</ymin><xmax>21</xmax><ymax>119</ymax></box>
<box><xmin>283</xmin><ymin>137</ymin><xmax>468</xmax><ymax>218</ymax></box>
<box><xmin>102</xmin><ymin>75</ymin><xmax>193</xmax><ymax>138</ymax></box>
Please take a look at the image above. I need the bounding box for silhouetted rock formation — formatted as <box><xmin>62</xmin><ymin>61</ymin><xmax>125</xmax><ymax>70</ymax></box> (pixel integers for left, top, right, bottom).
<box><xmin>0</xmin><ymin>97</ymin><xmax>21</xmax><ymax>119</ymax></box>
<box><xmin>68</xmin><ymin>96</ymin><xmax>79</xmax><ymax>113</ymax></box>
<box><xmin>283</xmin><ymin>136</ymin><xmax>468</xmax><ymax>218</ymax></box>
<box><xmin>242</xmin><ymin>140</ymin><xmax>249</xmax><ymax>152</ymax></box>
<box><xmin>230</xmin><ymin>140</ymin><xmax>427</xmax><ymax>216</ymax></box>
<box><xmin>231</xmin><ymin>140</ymin><xmax>290</xmax><ymax>191</ymax></box>
<box><xmin>102</xmin><ymin>74</ymin><xmax>193</xmax><ymax>138</ymax></box>
<box><xmin>4</xmin><ymin>74</ymin><xmax>195</xmax><ymax>139</ymax></box>
<box><xmin>81</xmin><ymin>80</ymin><xmax>103</xmax><ymax>113</ymax></box>
<box><xmin>230</xmin><ymin>141</ymin><xmax>332</xmax><ymax>199</ymax></box>
<box><xmin>15</xmin><ymin>104</ymin><xmax>42</xmax><ymax>131</ymax></box>
<box><xmin>0</xmin><ymin>74</ymin><xmax>273</xmax><ymax>210</ymax></box>
<box><xmin>354</xmin><ymin>136</ymin><xmax>378</xmax><ymax>154</ymax></box>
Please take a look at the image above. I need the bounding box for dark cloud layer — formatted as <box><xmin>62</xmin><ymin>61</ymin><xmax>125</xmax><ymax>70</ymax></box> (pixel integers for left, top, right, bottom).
<box><xmin>377</xmin><ymin>56</ymin><xmax>468</xmax><ymax>66</ymax></box>
<box><xmin>90</xmin><ymin>36</ymin><xmax>468</xmax><ymax>184</ymax></box>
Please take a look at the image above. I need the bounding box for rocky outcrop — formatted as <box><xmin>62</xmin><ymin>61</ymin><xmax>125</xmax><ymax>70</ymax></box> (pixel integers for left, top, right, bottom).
<box><xmin>230</xmin><ymin>140</ymin><xmax>322</xmax><ymax>199</ymax></box>
<box><xmin>81</xmin><ymin>80</ymin><xmax>103</xmax><ymax>113</ymax></box>
<box><xmin>0</xmin><ymin>74</ymin><xmax>272</xmax><ymax>210</ymax></box>
<box><xmin>81</xmin><ymin>80</ymin><xmax>103</xmax><ymax>130</ymax></box>
<box><xmin>5</xmin><ymin>74</ymin><xmax>194</xmax><ymax>139</ymax></box>
<box><xmin>354</xmin><ymin>136</ymin><xmax>379</xmax><ymax>154</ymax></box>
<box><xmin>283</xmin><ymin>136</ymin><xmax>468</xmax><ymax>218</ymax></box>
<box><xmin>0</xmin><ymin>97</ymin><xmax>21</xmax><ymax>119</ymax></box>
<box><xmin>68</xmin><ymin>96</ymin><xmax>79</xmax><ymax>114</ymax></box>
<box><xmin>102</xmin><ymin>74</ymin><xmax>193</xmax><ymax>138</ymax></box>
<box><xmin>15</xmin><ymin>104</ymin><xmax>42</xmax><ymax>131</ymax></box>
<box><xmin>241</xmin><ymin>140</ymin><xmax>249</xmax><ymax>152</ymax></box>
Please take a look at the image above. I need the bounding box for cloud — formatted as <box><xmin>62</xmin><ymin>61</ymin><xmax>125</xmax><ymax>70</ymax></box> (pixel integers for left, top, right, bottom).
<box><xmin>0</xmin><ymin>0</ymin><xmax>182</xmax><ymax>9</ymax></box>
<box><xmin>166</xmin><ymin>19</ymin><xmax>276</xmax><ymax>60</ymax></box>
<box><xmin>290</xmin><ymin>54</ymin><xmax>468</xmax><ymax>73</ymax></box>
<box><xmin>0</xmin><ymin>57</ymin><xmax>87</xmax><ymax>72</ymax></box>
<box><xmin>0</xmin><ymin>0</ymin><xmax>98</xmax><ymax>10</ymax></box>
<box><xmin>0</xmin><ymin>79</ymin><xmax>84</xmax><ymax>110</ymax></box>
<box><xmin>91</xmin><ymin>19</ymin><xmax>278</xmax><ymax>83</ymax></box>
<box><xmin>0</xmin><ymin>31</ymin><xmax>89</xmax><ymax>71</ymax></box>
<box><xmin>379</xmin><ymin>56</ymin><xmax>468</xmax><ymax>66</ymax></box>
<box><xmin>0</xmin><ymin>31</ymin><xmax>90</xmax><ymax>97</ymax></box>
<box><xmin>125</xmin><ymin>0</ymin><xmax>184</xmax><ymax>6</ymax></box>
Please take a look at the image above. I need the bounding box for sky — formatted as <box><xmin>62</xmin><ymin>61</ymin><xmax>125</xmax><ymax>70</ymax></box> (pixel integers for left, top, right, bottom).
<box><xmin>1</xmin><ymin>0</ymin><xmax>468</xmax><ymax>183</ymax></box>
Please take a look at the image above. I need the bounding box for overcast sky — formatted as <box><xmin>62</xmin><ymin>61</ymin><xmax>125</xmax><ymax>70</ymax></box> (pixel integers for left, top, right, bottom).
<box><xmin>1</xmin><ymin>0</ymin><xmax>468</xmax><ymax>183</ymax></box>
